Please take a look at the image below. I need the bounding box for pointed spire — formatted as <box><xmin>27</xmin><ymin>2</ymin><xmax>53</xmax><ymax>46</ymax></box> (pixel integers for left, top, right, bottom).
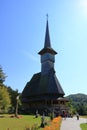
<box><xmin>38</xmin><ymin>15</ymin><xmax>57</xmax><ymax>55</ymax></box>
<box><xmin>44</xmin><ymin>14</ymin><xmax>51</xmax><ymax>48</ymax></box>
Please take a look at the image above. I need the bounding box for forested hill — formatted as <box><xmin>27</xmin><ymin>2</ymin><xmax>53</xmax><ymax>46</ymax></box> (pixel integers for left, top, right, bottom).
<box><xmin>66</xmin><ymin>93</ymin><xmax>87</xmax><ymax>115</ymax></box>
<box><xmin>66</xmin><ymin>93</ymin><xmax>87</xmax><ymax>104</ymax></box>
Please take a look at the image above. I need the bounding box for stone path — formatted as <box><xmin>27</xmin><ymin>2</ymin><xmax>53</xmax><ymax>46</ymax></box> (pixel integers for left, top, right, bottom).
<box><xmin>60</xmin><ymin>116</ymin><xmax>87</xmax><ymax>130</ymax></box>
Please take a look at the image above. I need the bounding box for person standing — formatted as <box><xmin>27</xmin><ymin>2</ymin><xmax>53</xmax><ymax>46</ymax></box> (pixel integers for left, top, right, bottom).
<box><xmin>76</xmin><ymin>113</ymin><xmax>79</xmax><ymax>120</ymax></box>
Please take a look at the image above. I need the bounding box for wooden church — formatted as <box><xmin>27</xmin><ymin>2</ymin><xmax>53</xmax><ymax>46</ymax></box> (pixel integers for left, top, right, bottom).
<box><xmin>22</xmin><ymin>18</ymin><xmax>68</xmax><ymax>115</ymax></box>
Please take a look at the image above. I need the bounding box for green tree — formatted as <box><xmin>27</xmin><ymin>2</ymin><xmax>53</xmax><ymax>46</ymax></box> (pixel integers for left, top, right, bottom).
<box><xmin>76</xmin><ymin>103</ymin><xmax>87</xmax><ymax>115</ymax></box>
<box><xmin>67</xmin><ymin>99</ymin><xmax>76</xmax><ymax>115</ymax></box>
<box><xmin>7</xmin><ymin>87</ymin><xmax>20</xmax><ymax>111</ymax></box>
<box><xmin>0</xmin><ymin>85</ymin><xmax>11</xmax><ymax>113</ymax></box>
<box><xmin>0</xmin><ymin>65</ymin><xmax>7</xmax><ymax>84</ymax></box>
<box><xmin>0</xmin><ymin>65</ymin><xmax>11</xmax><ymax>113</ymax></box>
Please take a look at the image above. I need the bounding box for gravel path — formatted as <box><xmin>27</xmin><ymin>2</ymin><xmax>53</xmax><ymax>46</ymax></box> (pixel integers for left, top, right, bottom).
<box><xmin>60</xmin><ymin>116</ymin><xmax>87</xmax><ymax>130</ymax></box>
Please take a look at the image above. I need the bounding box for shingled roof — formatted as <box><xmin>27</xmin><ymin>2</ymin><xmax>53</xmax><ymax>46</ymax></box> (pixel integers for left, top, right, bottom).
<box><xmin>22</xmin><ymin>68</ymin><xmax>65</xmax><ymax>102</ymax></box>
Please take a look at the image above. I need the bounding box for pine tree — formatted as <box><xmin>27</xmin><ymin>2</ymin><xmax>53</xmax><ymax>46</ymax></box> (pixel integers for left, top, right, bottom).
<box><xmin>0</xmin><ymin>65</ymin><xmax>7</xmax><ymax>84</ymax></box>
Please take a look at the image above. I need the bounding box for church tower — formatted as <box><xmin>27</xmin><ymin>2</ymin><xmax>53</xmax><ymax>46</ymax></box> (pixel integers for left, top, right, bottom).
<box><xmin>38</xmin><ymin>18</ymin><xmax>57</xmax><ymax>75</ymax></box>
<box><xmin>22</xmin><ymin>18</ymin><xmax>68</xmax><ymax>115</ymax></box>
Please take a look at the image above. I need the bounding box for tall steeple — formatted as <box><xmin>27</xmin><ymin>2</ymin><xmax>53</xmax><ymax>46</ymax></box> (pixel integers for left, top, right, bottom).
<box><xmin>44</xmin><ymin>16</ymin><xmax>51</xmax><ymax>48</ymax></box>
<box><xmin>38</xmin><ymin>17</ymin><xmax>57</xmax><ymax>75</ymax></box>
<box><xmin>38</xmin><ymin>17</ymin><xmax>57</xmax><ymax>55</ymax></box>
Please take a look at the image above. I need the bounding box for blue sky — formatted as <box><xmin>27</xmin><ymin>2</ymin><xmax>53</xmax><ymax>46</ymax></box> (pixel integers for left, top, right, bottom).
<box><xmin>0</xmin><ymin>0</ymin><xmax>87</xmax><ymax>96</ymax></box>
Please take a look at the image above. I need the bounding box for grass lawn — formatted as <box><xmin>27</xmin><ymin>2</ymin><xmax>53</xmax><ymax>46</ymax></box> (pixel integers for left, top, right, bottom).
<box><xmin>0</xmin><ymin>114</ymin><xmax>50</xmax><ymax>130</ymax></box>
<box><xmin>80</xmin><ymin>116</ymin><xmax>87</xmax><ymax>118</ymax></box>
<box><xmin>80</xmin><ymin>123</ymin><xmax>87</xmax><ymax>130</ymax></box>
<box><xmin>80</xmin><ymin>116</ymin><xmax>87</xmax><ymax>130</ymax></box>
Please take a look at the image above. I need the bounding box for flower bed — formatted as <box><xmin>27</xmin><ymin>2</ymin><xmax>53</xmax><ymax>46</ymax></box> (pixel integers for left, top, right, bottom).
<box><xmin>44</xmin><ymin>116</ymin><xmax>62</xmax><ymax>130</ymax></box>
